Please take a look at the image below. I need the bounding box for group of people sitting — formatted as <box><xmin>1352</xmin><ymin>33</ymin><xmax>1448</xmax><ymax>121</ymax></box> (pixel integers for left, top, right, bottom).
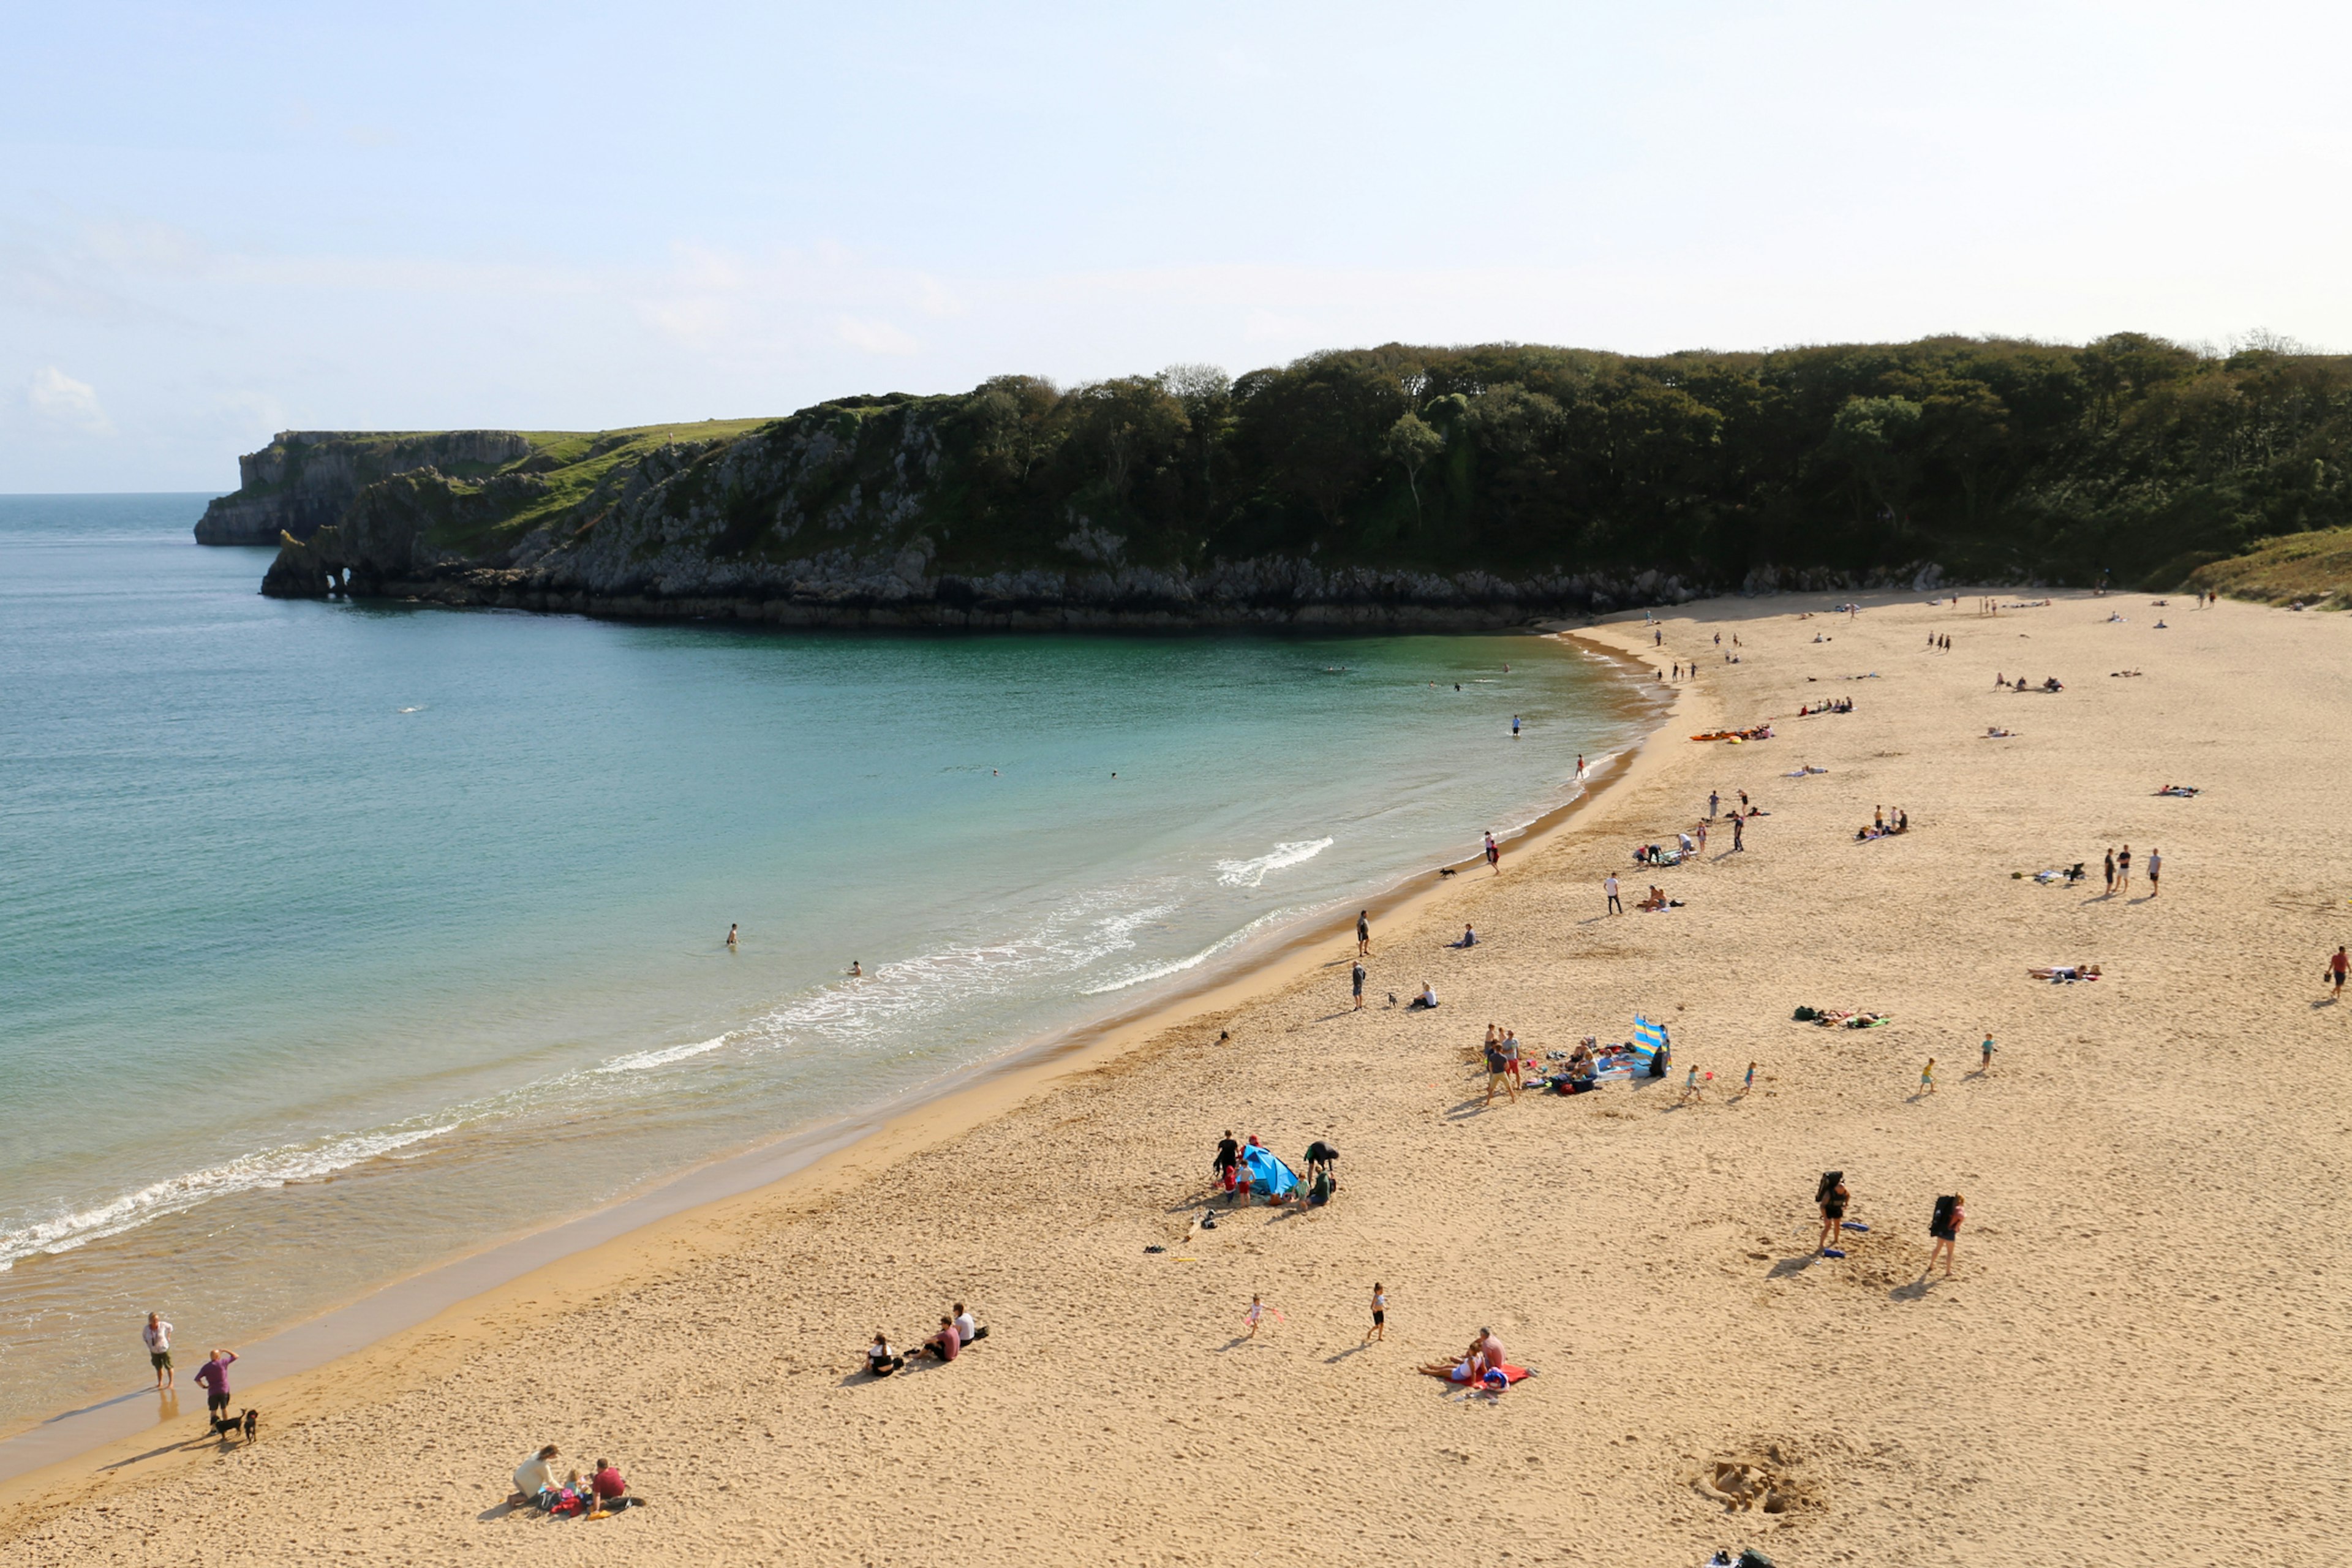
<box><xmin>865</xmin><ymin>1303</ymin><xmax>989</xmax><ymax>1376</ymax></box>
<box><xmin>1855</xmin><ymin>805</ymin><xmax>1910</xmax><ymax>841</ymax></box>
<box><xmin>1798</xmin><ymin>697</ymin><xmax>1855</xmax><ymax>715</ymax></box>
<box><xmin>508</xmin><ymin>1446</ymin><xmax>646</xmax><ymax>1517</ymax></box>
<box><xmin>1418</xmin><ymin>1327</ymin><xmax>1516</xmax><ymax>1395</ymax></box>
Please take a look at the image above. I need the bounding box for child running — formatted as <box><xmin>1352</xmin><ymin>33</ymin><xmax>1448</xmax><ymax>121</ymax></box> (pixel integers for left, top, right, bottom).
<box><xmin>1243</xmin><ymin>1294</ymin><xmax>1284</xmax><ymax>1339</ymax></box>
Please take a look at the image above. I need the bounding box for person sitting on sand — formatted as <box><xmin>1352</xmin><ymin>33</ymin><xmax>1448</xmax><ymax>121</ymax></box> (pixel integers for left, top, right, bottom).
<box><xmin>511</xmin><ymin>1444</ymin><xmax>562</xmax><ymax>1508</ymax></box>
<box><xmin>865</xmin><ymin>1332</ymin><xmax>904</xmax><ymax>1378</ymax></box>
<box><xmin>590</xmin><ymin>1458</ymin><xmax>649</xmax><ymax>1513</ymax></box>
<box><xmin>1408</xmin><ymin>982</ymin><xmax>1439</xmax><ymax>1010</ymax></box>
<box><xmin>953</xmin><ymin>1303</ymin><xmax>988</xmax><ymax>1345</ymax></box>
<box><xmin>1452</xmin><ymin>924</ymin><xmax>1477</xmax><ymax>948</ymax></box>
<box><xmin>918</xmin><ymin>1316</ymin><xmax>962</xmax><ymax>1362</ymax></box>
<box><xmin>1637</xmin><ymin>884</ymin><xmax>1669</xmax><ymax>911</ymax></box>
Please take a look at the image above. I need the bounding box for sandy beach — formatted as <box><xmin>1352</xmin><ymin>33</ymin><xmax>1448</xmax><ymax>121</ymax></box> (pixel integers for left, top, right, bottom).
<box><xmin>5</xmin><ymin>589</ymin><xmax>2343</xmax><ymax>1567</ymax></box>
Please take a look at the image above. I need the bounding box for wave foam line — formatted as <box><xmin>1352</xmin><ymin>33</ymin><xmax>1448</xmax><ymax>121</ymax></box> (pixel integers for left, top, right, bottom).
<box><xmin>0</xmin><ymin>1121</ymin><xmax>459</xmax><ymax>1272</ymax></box>
<box><xmin>595</xmin><ymin>1033</ymin><xmax>734</xmax><ymax>1074</ymax></box>
<box><xmin>1080</xmin><ymin>907</ymin><xmax>1297</xmax><ymax>996</ymax></box>
<box><xmin>1215</xmin><ymin>838</ymin><xmax>1334</xmax><ymax>888</ymax></box>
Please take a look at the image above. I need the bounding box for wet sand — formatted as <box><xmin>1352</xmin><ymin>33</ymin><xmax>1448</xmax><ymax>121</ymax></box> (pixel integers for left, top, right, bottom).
<box><xmin>4</xmin><ymin>590</ymin><xmax>2342</xmax><ymax>1566</ymax></box>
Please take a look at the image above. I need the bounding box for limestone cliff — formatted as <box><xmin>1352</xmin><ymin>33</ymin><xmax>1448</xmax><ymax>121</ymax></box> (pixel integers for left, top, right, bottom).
<box><xmin>195</xmin><ymin>430</ymin><xmax>533</xmax><ymax>544</ymax></box>
<box><xmin>256</xmin><ymin>408</ymin><xmax>1782</xmax><ymax>627</ymax></box>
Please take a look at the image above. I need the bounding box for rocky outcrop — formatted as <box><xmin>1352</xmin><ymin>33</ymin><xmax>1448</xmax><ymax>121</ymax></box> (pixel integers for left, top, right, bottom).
<box><xmin>196</xmin><ymin>431</ymin><xmax>533</xmax><ymax>544</ymax></box>
<box><xmin>254</xmin><ymin>402</ymin><xmax>1961</xmax><ymax>627</ymax></box>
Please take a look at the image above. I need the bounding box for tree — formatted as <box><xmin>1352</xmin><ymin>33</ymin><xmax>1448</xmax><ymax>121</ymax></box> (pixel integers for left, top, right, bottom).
<box><xmin>1381</xmin><ymin>413</ymin><xmax>1445</xmax><ymax>530</ymax></box>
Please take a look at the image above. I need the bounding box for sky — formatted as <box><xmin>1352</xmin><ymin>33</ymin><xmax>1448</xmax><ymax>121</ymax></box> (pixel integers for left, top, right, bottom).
<box><xmin>4</xmin><ymin>0</ymin><xmax>2349</xmax><ymax>491</ymax></box>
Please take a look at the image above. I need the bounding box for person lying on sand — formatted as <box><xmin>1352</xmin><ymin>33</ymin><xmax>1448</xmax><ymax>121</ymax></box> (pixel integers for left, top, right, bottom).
<box><xmin>1985</xmin><ymin>726</ymin><xmax>2013</xmax><ymax>737</ymax></box>
<box><xmin>2028</xmin><ymin>963</ymin><xmax>2101</xmax><ymax>981</ymax></box>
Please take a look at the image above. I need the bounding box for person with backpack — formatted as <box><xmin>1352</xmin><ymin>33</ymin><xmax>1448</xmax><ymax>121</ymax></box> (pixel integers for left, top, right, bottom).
<box><xmin>1815</xmin><ymin>1172</ymin><xmax>1849</xmax><ymax>1256</ymax></box>
<box><xmin>1929</xmin><ymin>1193</ymin><xmax>1965</xmax><ymax>1277</ymax></box>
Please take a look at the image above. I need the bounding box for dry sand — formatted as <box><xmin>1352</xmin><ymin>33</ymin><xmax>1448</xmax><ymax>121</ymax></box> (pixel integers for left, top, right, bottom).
<box><xmin>5</xmin><ymin>589</ymin><xmax>2344</xmax><ymax>1567</ymax></box>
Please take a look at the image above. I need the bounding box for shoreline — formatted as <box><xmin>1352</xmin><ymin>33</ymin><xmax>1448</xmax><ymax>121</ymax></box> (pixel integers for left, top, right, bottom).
<box><xmin>0</xmin><ymin>627</ymin><xmax>1679</xmax><ymax>1498</ymax></box>
<box><xmin>12</xmin><ymin>587</ymin><xmax>2337</xmax><ymax>1562</ymax></box>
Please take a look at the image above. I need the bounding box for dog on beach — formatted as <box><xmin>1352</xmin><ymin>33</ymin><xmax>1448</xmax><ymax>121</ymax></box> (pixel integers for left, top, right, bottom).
<box><xmin>208</xmin><ymin>1408</ymin><xmax>258</xmax><ymax>1442</ymax></box>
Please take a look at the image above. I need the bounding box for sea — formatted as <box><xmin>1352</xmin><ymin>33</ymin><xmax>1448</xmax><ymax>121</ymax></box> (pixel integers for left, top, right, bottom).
<box><xmin>0</xmin><ymin>493</ymin><xmax>1656</xmax><ymax>1431</ymax></box>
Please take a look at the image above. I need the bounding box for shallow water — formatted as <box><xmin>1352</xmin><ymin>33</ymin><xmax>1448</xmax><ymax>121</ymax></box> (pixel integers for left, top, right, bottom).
<box><xmin>0</xmin><ymin>494</ymin><xmax>1652</xmax><ymax>1428</ymax></box>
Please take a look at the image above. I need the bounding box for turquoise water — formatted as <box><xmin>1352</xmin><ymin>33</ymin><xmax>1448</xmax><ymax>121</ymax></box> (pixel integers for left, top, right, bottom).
<box><xmin>0</xmin><ymin>495</ymin><xmax>1652</xmax><ymax>1427</ymax></box>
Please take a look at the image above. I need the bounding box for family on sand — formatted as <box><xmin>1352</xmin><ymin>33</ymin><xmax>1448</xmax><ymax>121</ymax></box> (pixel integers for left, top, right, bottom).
<box><xmin>865</xmin><ymin>1304</ymin><xmax>989</xmax><ymax>1375</ymax></box>
<box><xmin>508</xmin><ymin>1446</ymin><xmax>647</xmax><ymax>1516</ymax></box>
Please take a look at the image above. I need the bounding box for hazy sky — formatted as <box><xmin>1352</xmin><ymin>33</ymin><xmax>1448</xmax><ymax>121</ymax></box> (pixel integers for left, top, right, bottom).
<box><xmin>5</xmin><ymin>1</ymin><xmax>2348</xmax><ymax>491</ymax></box>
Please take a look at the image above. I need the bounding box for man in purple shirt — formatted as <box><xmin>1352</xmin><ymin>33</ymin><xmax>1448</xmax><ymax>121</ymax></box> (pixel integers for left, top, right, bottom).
<box><xmin>194</xmin><ymin>1348</ymin><xmax>238</xmax><ymax>1418</ymax></box>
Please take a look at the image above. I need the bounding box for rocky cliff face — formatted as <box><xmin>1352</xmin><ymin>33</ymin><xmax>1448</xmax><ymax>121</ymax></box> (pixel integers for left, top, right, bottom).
<box><xmin>195</xmin><ymin>431</ymin><xmax>534</xmax><ymax>544</ymax></box>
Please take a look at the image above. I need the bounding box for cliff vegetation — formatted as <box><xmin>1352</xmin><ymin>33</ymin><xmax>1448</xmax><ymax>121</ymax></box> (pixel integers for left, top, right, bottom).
<box><xmin>239</xmin><ymin>334</ymin><xmax>2352</xmax><ymax>625</ymax></box>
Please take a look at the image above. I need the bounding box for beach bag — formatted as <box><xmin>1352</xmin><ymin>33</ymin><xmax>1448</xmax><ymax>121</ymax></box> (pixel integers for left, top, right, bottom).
<box><xmin>1815</xmin><ymin>1170</ymin><xmax>1844</xmax><ymax>1206</ymax></box>
<box><xmin>1648</xmin><ymin>1046</ymin><xmax>1668</xmax><ymax>1078</ymax></box>
<box><xmin>1931</xmin><ymin>1195</ymin><xmax>1957</xmax><ymax>1237</ymax></box>
<box><xmin>1792</xmin><ymin>1006</ymin><xmax>1817</xmax><ymax>1021</ymax></box>
<box><xmin>1738</xmin><ymin>1551</ymin><xmax>1776</xmax><ymax>1568</ymax></box>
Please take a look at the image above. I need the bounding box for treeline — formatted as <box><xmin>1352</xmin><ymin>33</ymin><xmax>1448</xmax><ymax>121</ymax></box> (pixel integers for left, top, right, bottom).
<box><xmin>876</xmin><ymin>333</ymin><xmax>2352</xmax><ymax>588</ymax></box>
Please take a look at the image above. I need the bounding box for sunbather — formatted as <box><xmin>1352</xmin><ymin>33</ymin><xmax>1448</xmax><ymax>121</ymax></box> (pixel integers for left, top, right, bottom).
<box><xmin>2027</xmin><ymin>963</ymin><xmax>2101</xmax><ymax>981</ymax></box>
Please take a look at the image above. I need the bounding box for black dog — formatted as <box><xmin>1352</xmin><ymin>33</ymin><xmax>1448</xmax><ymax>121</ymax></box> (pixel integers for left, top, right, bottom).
<box><xmin>208</xmin><ymin>1408</ymin><xmax>258</xmax><ymax>1442</ymax></box>
<box><xmin>1438</xmin><ymin>867</ymin><xmax>1458</xmax><ymax>877</ymax></box>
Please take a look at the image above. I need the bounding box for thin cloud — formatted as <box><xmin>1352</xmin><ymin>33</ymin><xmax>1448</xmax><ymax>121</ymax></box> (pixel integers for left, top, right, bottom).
<box><xmin>28</xmin><ymin>366</ymin><xmax>116</xmax><ymax>435</ymax></box>
<box><xmin>836</xmin><ymin>315</ymin><xmax>921</xmax><ymax>356</ymax></box>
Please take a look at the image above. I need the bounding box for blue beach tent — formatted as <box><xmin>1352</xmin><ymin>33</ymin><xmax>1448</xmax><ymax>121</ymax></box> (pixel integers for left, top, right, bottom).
<box><xmin>1238</xmin><ymin>1143</ymin><xmax>1300</xmax><ymax>1199</ymax></box>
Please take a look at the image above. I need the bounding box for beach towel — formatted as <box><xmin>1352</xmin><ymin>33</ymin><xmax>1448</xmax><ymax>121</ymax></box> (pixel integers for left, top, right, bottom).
<box><xmin>1237</xmin><ymin>1143</ymin><xmax>1300</xmax><ymax>1200</ymax></box>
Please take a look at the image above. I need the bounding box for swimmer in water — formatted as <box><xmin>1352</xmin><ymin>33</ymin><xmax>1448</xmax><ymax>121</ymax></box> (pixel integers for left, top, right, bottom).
<box><xmin>849</xmin><ymin>960</ymin><xmax>862</xmax><ymax>978</ymax></box>
<box><xmin>726</xmin><ymin>924</ymin><xmax>738</xmax><ymax>949</ymax></box>
<box><xmin>1512</xmin><ymin>715</ymin><xmax>1521</xmax><ymax>736</ymax></box>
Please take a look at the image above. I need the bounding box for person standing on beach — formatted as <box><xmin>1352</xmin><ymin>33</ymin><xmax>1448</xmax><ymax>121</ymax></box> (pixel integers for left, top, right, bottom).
<box><xmin>1512</xmin><ymin>714</ymin><xmax>1521</xmax><ymax>737</ymax></box>
<box><xmin>1485</xmin><ymin>832</ymin><xmax>1501</xmax><ymax>875</ymax></box>
<box><xmin>1929</xmin><ymin>1193</ymin><xmax>1964</xmax><ymax>1278</ymax></box>
<box><xmin>1708</xmin><ymin>790</ymin><xmax>1719</xmax><ymax>819</ymax></box>
<box><xmin>193</xmin><ymin>1348</ymin><xmax>236</xmax><ymax>1421</ymax></box>
<box><xmin>1731</xmin><ymin>815</ymin><xmax>1745</xmax><ymax>852</ymax></box>
<box><xmin>1980</xmin><ymin>1035</ymin><xmax>1996</xmax><ymax>1073</ymax></box>
<box><xmin>1243</xmin><ymin>1294</ymin><xmax>1281</xmax><ymax>1338</ymax></box>
<box><xmin>2116</xmin><ymin>844</ymin><xmax>2132</xmax><ymax>895</ymax></box>
<box><xmin>1576</xmin><ymin>754</ymin><xmax>1586</xmax><ymax>780</ymax></box>
<box><xmin>2331</xmin><ymin>947</ymin><xmax>2348</xmax><ymax>997</ymax></box>
<box><xmin>1741</xmin><ymin>1061</ymin><xmax>1757</xmax><ymax>1098</ymax></box>
<box><xmin>1364</xmin><ymin>1283</ymin><xmax>1387</xmax><ymax>1344</ymax></box>
<box><xmin>1920</xmin><ymin>1057</ymin><xmax>1937</xmax><ymax>1095</ymax></box>
<box><xmin>1357</xmin><ymin>910</ymin><xmax>1371</xmax><ymax>956</ymax></box>
<box><xmin>1483</xmin><ymin>1033</ymin><xmax>1517</xmax><ymax>1104</ymax></box>
<box><xmin>1213</xmin><ymin>1131</ymin><xmax>1238</xmax><ymax>1194</ymax></box>
<box><xmin>2103</xmin><ymin>848</ymin><xmax>2116</xmax><ymax>895</ymax></box>
<box><xmin>143</xmin><ymin>1313</ymin><xmax>173</xmax><ymax>1389</ymax></box>
<box><xmin>1695</xmin><ymin>820</ymin><xmax>1708</xmax><ymax>854</ymax></box>
<box><xmin>1817</xmin><ymin>1175</ymin><xmax>1849</xmax><ymax>1255</ymax></box>
<box><xmin>725</xmin><ymin>923</ymin><xmax>737</xmax><ymax>949</ymax></box>
<box><xmin>2146</xmin><ymin>847</ymin><xmax>2161</xmax><ymax>897</ymax></box>
<box><xmin>1604</xmin><ymin>873</ymin><xmax>1622</xmax><ymax>915</ymax></box>
<box><xmin>1352</xmin><ymin>960</ymin><xmax>1366</xmax><ymax>1011</ymax></box>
